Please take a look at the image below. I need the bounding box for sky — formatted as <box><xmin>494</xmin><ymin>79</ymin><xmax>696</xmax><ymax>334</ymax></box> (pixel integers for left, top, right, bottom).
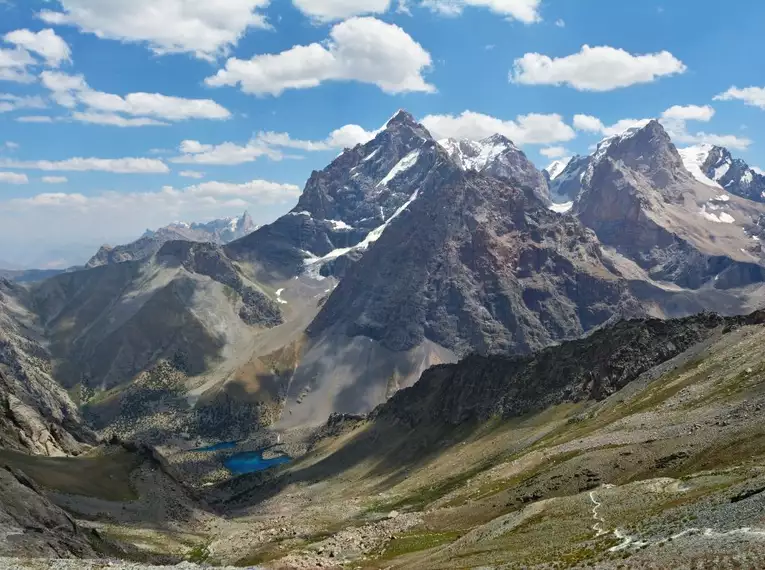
<box><xmin>1</xmin><ymin>0</ymin><xmax>764</xmax><ymax>268</ymax></box>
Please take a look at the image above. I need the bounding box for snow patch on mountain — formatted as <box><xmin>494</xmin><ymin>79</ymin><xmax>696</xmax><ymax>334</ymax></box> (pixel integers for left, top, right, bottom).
<box><xmin>545</xmin><ymin>157</ymin><xmax>573</xmax><ymax>181</ymax></box>
<box><xmin>700</xmin><ymin>204</ymin><xmax>735</xmax><ymax>224</ymax></box>
<box><xmin>378</xmin><ymin>150</ymin><xmax>421</xmax><ymax>187</ymax></box>
<box><xmin>678</xmin><ymin>145</ymin><xmax>722</xmax><ymax>188</ymax></box>
<box><xmin>438</xmin><ymin>135</ymin><xmax>519</xmax><ymax>172</ymax></box>
<box><xmin>304</xmin><ymin>187</ymin><xmax>421</xmax><ymax>272</ymax></box>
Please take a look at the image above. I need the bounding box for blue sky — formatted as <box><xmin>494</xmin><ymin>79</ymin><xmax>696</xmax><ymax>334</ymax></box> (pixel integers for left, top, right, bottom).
<box><xmin>1</xmin><ymin>0</ymin><xmax>764</xmax><ymax>268</ymax></box>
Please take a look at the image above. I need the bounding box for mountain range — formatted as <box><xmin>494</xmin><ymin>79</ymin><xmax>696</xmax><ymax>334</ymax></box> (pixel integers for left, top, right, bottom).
<box><xmin>86</xmin><ymin>211</ymin><xmax>257</xmax><ymax>268</ymax></box>
<box><xmin>3</xmin><ymin>111</ymin><xmax>765</xmax><ymax>438</ymax></box>
<box><xmin>4</xmin><ymin>109</ymin><xmax>765</xmax><ymax>567</ymax></box>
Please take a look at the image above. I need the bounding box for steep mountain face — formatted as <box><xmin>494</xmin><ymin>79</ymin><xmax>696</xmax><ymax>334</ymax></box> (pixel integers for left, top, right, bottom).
<box><xmin>376</xmin><ymin>311</ymin><xmax>761</xmax><ymax>427</ymax></box>
<box><xmin>546</xmin><ymin>154</ymin><xmax>590</xmax><ymax>206</ymax></box>
<box><xmin>87</xmin><ymin>211</ymin><xmax>257</xmax><ymax>268</ymax></box>
<box><xmin>679</xmin><ymin>144</ymin><xmax>765</xmax><ymax>203</ymax></box>
<box><xmin>439</xmin><ymin>134</ymin><xmax>550</xmax><ymax>202</ymax></box>
<box><xmin>308</xmin><ymin>154</ymin><xmax>638</xmax><ymax>358</ymax></box>
<box><xmin>573</xmin><ymin>121</ymin><xmax>765</xmax><ymax>288</ymax></box>
<box><xmin>0</xmin><ymin>279</ymin><xmax>96</xmax><ymax>456</ymax></box>
<box><xmin>227</xmin><ymin>111</ymin><xmax>439</xmax><ymax>279</ymax></box>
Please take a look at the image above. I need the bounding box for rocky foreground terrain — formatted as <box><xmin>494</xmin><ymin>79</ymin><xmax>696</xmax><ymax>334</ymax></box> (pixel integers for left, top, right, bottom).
<box><xmin>2</xmin><ymin>310</ymin><xmax>765</xmax><ymax>568</ymax></box>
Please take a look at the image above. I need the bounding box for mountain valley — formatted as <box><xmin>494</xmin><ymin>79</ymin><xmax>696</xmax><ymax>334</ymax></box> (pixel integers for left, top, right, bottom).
<box><xmin>3</xmin><ymin>110</ymin><xmax>765</xmax><ymax>569</ymax></box>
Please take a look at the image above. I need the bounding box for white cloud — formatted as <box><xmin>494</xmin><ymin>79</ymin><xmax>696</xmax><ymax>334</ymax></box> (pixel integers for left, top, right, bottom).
<box><xmin>714</xmin><ymin>86</ymin><xmax>765</xmax><ymax>110</ymax></box>
<box><xmin>171</xmin><ymin>139</ymin><xmax>284</xmax><ymax>165</ymax></box>
<box><xmin>0</xmin><ymin>93</ymin><xmax>47</xmax><ymax>113</ymax></box>
<box><xmin>572</xmin><ymin>114</ymin><xmax>604</xmax><ymax>133</ymax></box>
<box><xmin>3</xmin><ymin>29</ymin><xmax>71</xmax><ymax>67</ymax></box>
<box><xmin>38</xmin><ymin>0</ymin><xmax>270</xmax><ymax>60</ymax></box>
<box><xmin>540</xmin><ymin>146</ymin><xmax>569</xmax><ymax>158</ymax></box>
<box><xmin>753</xmin><ymin>166</ymin><xmax>764</xmax><ymax>176</ymax></box>
<box><xmin>0</xmin><ymin>177</ymin><xmax>301</xmax><ymax>266</ymax></box>
<box><xmin>555</xmin><ymin>18</ymin><xmax>565</xmax><ymax>27</ymax></box>
<box><xmin>0</xmin><ymin>157</ymin><xmax>169</xmax><ymax>174</ymax></box>
<box><xmin>42</xmin><ymin>176</ymin><xmax>68</xmax><ymax>184</ymax></box>
<box><xmin>0</xmin><ymin>171</ymin><xmax>28</xmax><ymax>184</ymax></box>
<box><xmin>574</xmin><ymin>108</ymin><xmax>751</xmax><ymax>151</ymax></box>
<box><xmin>573</xmin><ymin>114</ymin><xmax>650</xmax><ymax>137</ymax></box>
<box><xmin>179</xmin><ymin>170</ymin><xmax>205</xmax><ymax>179</ymax></box>
<box><xmin>256</xmin><ymin>123</ymin><xmax>379</xmax><ymax>151</ymax></box>
<box><xmin>71</xmin><ymin>111</ymin><xmax>169</xmax><ymax>127</ymax></box>
<box><xmin>421</xmin><ymin>110</ymin><xmax>575</xmax><ymax>145</ymax></box>
<box><xmin>4</xmin><ymin>141</ymin><xmax>19</xmax><ymax>149</ymax></box>
<box><xmin>179</xmin><ymin>179</ymin><xmax>301</xmax><ymax>200</ymax></box>
<box><xmin>511</xmin><ymin>45</ymin><xmax>686</xmax><ymax>91</ymax></box>
<box><xmin>41</xmin><ymin>70</ymin><xmax>231</xmax><ymax>123</ymax></box>
<box><xmin>292</xmin><ymin>0</ymin><xmax>392</xmax><ymax>20</ymax></box>
<box><xmin>662</xmin><ymin>104</ymin><xmax>714</xmax><ymax>122</ymax></box>
<box><xmin>206</xmin><ymin>17</ymin><xmax>434</xmax><ymax>96</ymax></box>
<box><xmin>16</xmin><ymin>115</ymin><xmax>54</xmax><ymax>123</ymax></box>
<box><xmin>421</xmin><ymin>0</ymin><xmax>541</xmax><ymax>22</ymax></box>
<box><xmin>668</xmin><ymin>128</ymin><xmax>751</xmax><ymax>151</ymax></box>
<box><xmin>0</xmin><ymin>46</ymin><xmax>35</xmax><ymax>83</ymax></box>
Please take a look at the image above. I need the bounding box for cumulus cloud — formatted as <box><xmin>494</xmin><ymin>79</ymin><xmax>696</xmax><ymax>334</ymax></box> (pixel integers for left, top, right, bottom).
<box><xmin>206</xmin><ymin>17</ymin><xmax>434</xmax><ymax>96</ymax></box>
<box><xmin>574</xmin><ymin>106</ymin><xmax>751</xmax><ymax>151</ymax></box>
<box><xmin>422</xmin><ymin>0</ymin><xmax>541</xmax><ymax>22</ymax></box>
<box><xmin>572</xmin><ymin>114</ymin><xmax>650</xmax><ymax>137</ymax></box>
<box><xmin>71</xmin><ymin>111</ymin><xmax>169</xmax><ymax>127</ymax></box>
<box><xmin>0</xmin><ymin>46</ymin><xmax>36</xmax><ymax>83</ymax></box>
<box><xmin>3</xmin><ymin>29</ymin><xmax>71</xmax><ymax>67</ymax></box>
<box><xmin>511</xmin><ymin>45</ymin><xmax>686</xmax><ymax>91</ymax></box>
<box><xmin>1</xmin><ymin>176</ymin><xmax>300</xmax><ymax>266</ymax></box>
<box><xmin>292</xmin><ymin>0</ymin><xmax>392</xmax><ymax>20</ymax></box>
<box><xmin>41</xmin><ymin>71</ymin><xmax>231</xmax><ymax>125</ymax></box>
<box><xmin>256</xmin><ymin>123</ymin><xmax>380</xmax><ymax>151</ymax></box>
<box><xmin>421</xmin><ymin>110</ymin><xmax>575</xmax><ymax>145</ymax></box>
<box><xmin>714</xmin><ymin>86</ymin><xmax>765</xmax><ymax>109</ymax></box>
<box><xmin>0</xmin><ymin>93</ymin><xmax>47</xmax><ymax>113</ymax></box>
<box><xmin>171</xmin><ymin>139</ymin><xmax>285</xmax><ymax>165</ymax></box>
<box><xmin>16</xmin><ymin>115</ymin><xmax>54</xmax><ymax>123</ymax></box>
<box><xmin>42</xmin><ymin>176</ymin><xmax>68</xmax><ymax>184</ymax></box>
<box><xmin>38</xmin><ymin>0</ymin><xmax>270</xmax><ymax>60</ymax></box>
<box><xmin>179</xmin><ymin>171</ymin><xmax>205</xmax><ymax>179</ymax></box>
<box><xmin>0</xmin><ymin>156</ymin><xmax>169</xmax><ymax>174</ymax></box>
<box><xmin>0</xmin><ymin>171</ymin><xmax>28</xmax><ymax>184</ymax></box>
<box><xmin>753</xmin><ymin>167</ymin><xmax>765</xmax><ymax>176</ymax></box>
<box><xmin>662</xmin><ymin>104</ymin><xmax>714</xmax><ymax>122</ymax></box>
<box><xmin>540</xmin><ymin>146</ymin><xmax>569</xmax><ymax>158</ymax></box>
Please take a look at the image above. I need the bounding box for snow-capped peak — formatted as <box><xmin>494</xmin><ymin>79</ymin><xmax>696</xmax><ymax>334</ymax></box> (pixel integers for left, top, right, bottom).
<box><xmin>678</xmin><ymin>145</ymin><xmax>723</xmax><ymax>188</ymax></box>
<box><xmin>545</xmin><ymin>157</ymin><xmax>573</xmax><ymax>181</ymax></box>
<box><xmin>438</xmin><ymin>134</ymin><xmax>518</xmax><ymax>172</ymax></box>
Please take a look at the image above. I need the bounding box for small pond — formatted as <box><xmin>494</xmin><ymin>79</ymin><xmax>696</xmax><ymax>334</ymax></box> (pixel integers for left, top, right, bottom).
<box><xmin>192</xmin><ymin>441</ymin><xmax>291</xmax><ymax>475</ymax></box>
<box><xmin>224</xmin><ymin>449</ymin><xmax>291</xmax><ymax>475</ymax></box>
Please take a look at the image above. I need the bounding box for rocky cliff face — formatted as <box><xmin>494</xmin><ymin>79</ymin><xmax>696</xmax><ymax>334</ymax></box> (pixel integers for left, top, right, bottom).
<box><xmin>308</xmin><ymin>140</ymin><xmax>639</xmax><ymax>357</ymax></box>
<box><xmin>689</xmin><ymin>145</ymin><xmax>765</xmax><ymax>203</ymax></box>
<box><xmin>573</xmin><ymin>121</ymin><xmax>765</xmax><ymax>288</ymax></box>
<box><xmin>375</xmin><ymin>310</ymin><xmax>765</xmax><ymax>427</ymax></box>
<box><xmin>227</xmin><ymin>111</ymin><xmax>440</xmax><ymax>279</ymax></box>
<box><xmin>0</xmin><ymin>279</ymin><xmax>95</xmax><ymax>456</ymax></box>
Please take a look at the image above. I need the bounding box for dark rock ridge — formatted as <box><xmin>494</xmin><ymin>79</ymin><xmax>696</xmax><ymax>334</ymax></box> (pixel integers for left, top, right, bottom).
<box><xmin>573</xmin><ymin>121</ymin><xmax>765</xmax><ymax>287</ymax></box>
<box><xmin>700</xmin><ymin>145</ymin><xmax>765</xmax><ymax>203</ymax></box>
<box><xmin>374</xmin><ymin>310</ymin><xmax>765</xmax><ymax>427</ymax></box>
<box><xmin>0</xmin><ymin>279</ymin><xmax>96</xmax><ymax>456</ymax></box>
<box><xmin>0</xmin><ymin>465</ymin><xmax>113</xmax><ymax>558</ymax></box>
<box><xmin>227</xmin><ymin>111</ymin><xmax>452</xmax><ymax>278</ymax></box>
<box><xmin>308</xmin><ymin>140</ymin><xmax>640</xmax><ymax>357</ymax></box>
<box><xmin>157</xmin><ymin>241</ymin><xmax>282</xmax><ymax>327</ymax></box>
<box><xmin>87</xmin><ymin>210</ymin><xmax>257</xmax><ymax>268</ymax></box>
